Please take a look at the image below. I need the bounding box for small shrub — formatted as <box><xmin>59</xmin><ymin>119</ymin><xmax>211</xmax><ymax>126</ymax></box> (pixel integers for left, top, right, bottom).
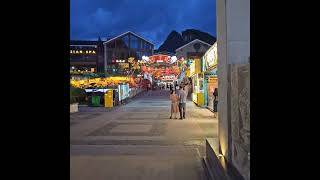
<box><xmin>70</xmin><ymin>87</ymin><xmax>86</xmax><ymax>104</ymax></box>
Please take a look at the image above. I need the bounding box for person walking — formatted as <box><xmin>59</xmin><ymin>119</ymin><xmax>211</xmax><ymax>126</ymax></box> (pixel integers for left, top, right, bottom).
<box><xmin>169</xmin><ymin>90</ymin><xmax>179</xmax><ymax>119</ymax></box>
<box><xmin>178</xmin><ymin>86</ymin><xmax>187</xmax><ymax>119</ymax></box>
<box><xmin>213</xmin><ymin>88</ymin><xmax>218</xmax><ymax>118</ymax></box>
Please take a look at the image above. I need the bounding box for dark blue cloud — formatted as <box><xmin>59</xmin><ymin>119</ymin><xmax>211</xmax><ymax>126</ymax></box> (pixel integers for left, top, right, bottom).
<box><xmin>71</xmin><ymin>0</ymin><xmax>216</xmax><ymax>48</ymax></box>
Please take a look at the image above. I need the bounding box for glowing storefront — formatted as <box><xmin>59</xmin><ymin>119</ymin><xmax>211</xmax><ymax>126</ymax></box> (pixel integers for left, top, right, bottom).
<box><xmin>202</xmin><ymin>42</ymin><xmax>218</xmax><ymax>111</ymax></box>
<box><xmin>190</xmin><ymin>58</ymin><xmax>204</xmax><ymax>106</ymax></box>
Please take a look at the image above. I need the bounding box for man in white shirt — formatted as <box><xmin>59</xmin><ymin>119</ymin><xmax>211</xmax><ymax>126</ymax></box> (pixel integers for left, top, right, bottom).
<box><xmin>178</xmin><ymin>86</ymin><xmax>187</xmax><ymax>119</ymax></box>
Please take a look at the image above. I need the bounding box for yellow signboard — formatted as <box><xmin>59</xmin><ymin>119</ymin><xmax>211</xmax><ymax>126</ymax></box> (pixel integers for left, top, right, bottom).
<box><xmin>190</xmin><ymin>62</ymin><xmax>195</xmax><ymax>76</ymax></box>
<box><xmin>119</xmin><ymin>63</ymin><xmax>129</xmax><ymax>68</ymax></box>
<box><xmin>185</xmin><ymin>69</ymin><xmax>190</xmax><ymax>77</ymax></box>
<box><xmin>190</xmin><ymin>59</ymin><xmax>201</xmax><ymax>76</ymax></box>
<box><xmin>195</xmin><ymin>59</ymin><xmax>201</xmax><ymax>74</ymax></box>
<box><xmin>208</xmin><ymin>77</ymin><xmax>218</xmax><ymax>83</ymax></box>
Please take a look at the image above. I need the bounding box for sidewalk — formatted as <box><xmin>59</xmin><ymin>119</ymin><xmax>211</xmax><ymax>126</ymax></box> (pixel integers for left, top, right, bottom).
<box><xmin>70</xmin><ymin>90</ymin><xmax>217</xmax><ymax>180</ymax></box>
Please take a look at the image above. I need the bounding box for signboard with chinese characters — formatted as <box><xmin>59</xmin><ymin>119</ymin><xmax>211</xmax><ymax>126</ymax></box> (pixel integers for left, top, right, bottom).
<box><xmin>208</xmin><ymin>77</ymin><xmax>218</xmax><ymax>83</ymax></box>
<box><xmin>190</xmin><ymin>59</ymin><xmax>201</xmax><ymax>76</ymax></box>
<box><xmin>119</xmin><ymin>63</ymin><xmax>129</xmax><ymax>68</ymax></box>
<box><xmin>161</xmin><ymin>75</ymin><xmax>175</xmax><ymax>81</ymax></box>
<box><xmin>204</xmin><ymin>43</ymin><xmax>217</xmax><ymax>71</ymax></box>
<box><xmin>190</xmin><ymin>61</ymin><xmax>195</xmax><ymax>76</ymax></box>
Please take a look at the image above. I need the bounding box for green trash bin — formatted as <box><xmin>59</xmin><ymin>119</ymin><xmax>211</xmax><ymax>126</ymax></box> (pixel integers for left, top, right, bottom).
<box><xmin>91</xmin><ymin>96</ymin><xmax>101</xmax><ymax>107</ymax></box>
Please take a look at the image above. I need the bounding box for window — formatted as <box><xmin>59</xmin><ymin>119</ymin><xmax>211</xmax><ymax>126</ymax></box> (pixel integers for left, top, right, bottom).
<box><xmin>116</xmin><ymin>35</ymin><xmax>129</xmax><ymax>49</ymax></box>
<box><xmin>122</xmin><ymin>35</ymin><xmax>129</xmax><ymax>48</ymax></box>
<box><xmin>144</xmin><ymin>43</ymin><xmax>149</xmax><ymax>50</ymax></box>
<box><xmin>130</xmin><ymin>35</ymin><xmax>138</xmax><ymax>49</ymax></box>
<box><xmin>107</xmin><ymin>50</ymin><xmax>113</xmax><ymax>59</ymax></box>
<box><xmin>121</xmin><ymin>52</ymin><xmax>125</xmax><ymax>59</ymax></box>
<box><xmin>136</xmin><ymin>51</ymin><xmax>143</xmax><ymax>60</ymax></box>
<box><xmin>141</xmin><ymin>41</ymin><xmax>145</xmax><ymax>50</ymax></box>
<box><xmin>144</xmin><ymin>43</ymin><xmax>153</xmax><ymax>50</ymax></box>
<box><xmin>199</xmin><ymin>78</ymin><xmax>203</xmax><ymax>91</ymax></box>
<box><xmin>107</xmin><ymin>41</ymin><xmax>115</xmax><ymax>48</ymax></box>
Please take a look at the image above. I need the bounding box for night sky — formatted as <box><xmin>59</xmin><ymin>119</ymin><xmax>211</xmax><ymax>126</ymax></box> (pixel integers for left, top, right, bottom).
<box><xmin>71</xmin><ymin>0</ymin><xmax>216</xmax><ymax>48</ymax></box>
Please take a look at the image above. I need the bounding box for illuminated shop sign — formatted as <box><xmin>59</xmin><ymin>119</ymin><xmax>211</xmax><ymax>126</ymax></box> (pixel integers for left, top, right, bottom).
<box><xmin>204</xmin><ymin>43</ymin><xmax>217</xmax><ymax>70</ymax></box>
<box><xmin>161</xmin><ymin>75</ymin><xmax>175</xmax><ymax>81</ymax></box>
<box><xmin>70</xmin><ymin>50</ymin><xmax>96</xmax><ymax>54</ymax></box>
<box><xmin>190</xmin><ymin>61</ymin><xmax>195</xmax><ymax>76</ymax></box>
<box><xmin>118</xmin><ymin>63</ymin><xmax>129</xmax><ymax>68</ymax></box>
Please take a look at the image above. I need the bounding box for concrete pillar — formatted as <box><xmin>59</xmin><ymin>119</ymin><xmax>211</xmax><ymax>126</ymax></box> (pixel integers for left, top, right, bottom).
<box><xmin>216</xmin><ymin>0</ymin><xmax>250</xmax><ymax>179</ymax></box>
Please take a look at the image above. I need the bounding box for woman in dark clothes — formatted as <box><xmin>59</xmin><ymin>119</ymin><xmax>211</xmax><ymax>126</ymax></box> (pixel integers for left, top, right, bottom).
<box><xmin>213</xmin><ymin>88</ymin><xmax>218</xmax><ymax>118</ymax></box>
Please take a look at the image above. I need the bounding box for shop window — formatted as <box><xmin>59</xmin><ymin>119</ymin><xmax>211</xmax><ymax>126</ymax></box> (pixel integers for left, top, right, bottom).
<box><xmin>130</xmin><ymin>35</ymin><xmax>139</xmax><ymax>49</ymax></box>
<box><xmin>145</xmin><ymin>43</ymin><xmax>150</xmax><ymax>50</ymax></box>
<box><xmin>122</xmin><ymin>35</ymin><xmax>129</xmax><ymax>48</ymax></box>
<box><xmin>107</xmin><ymin>41</ymin><xmax>116</xmax><ymax>48</ymax></box>
<box><xmin>199</xmin><ymin>79</ymin><xmax>203</xmax><ymax>91</ymax></box>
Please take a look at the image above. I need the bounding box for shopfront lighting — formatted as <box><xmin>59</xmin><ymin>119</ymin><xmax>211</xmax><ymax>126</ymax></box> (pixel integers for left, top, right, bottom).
<box><xmin>142</xmin><ymin>56</ymin><xmax>149</xmax><ymax>62</ymax></box>
<box><xmin>170</xmin><ymin>56</ymin><xmax>177</xmax><ymax>64</ymax></box>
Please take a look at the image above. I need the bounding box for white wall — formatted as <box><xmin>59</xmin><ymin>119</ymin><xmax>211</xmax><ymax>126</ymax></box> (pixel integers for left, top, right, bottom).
<box><xmin>217</xmin><ymin>0</ymin><xmax>250</xmax><ymax>179</ymax></box>
<box><xmin>175</xmin><ymin>40</ymin><xmax>211</xmax><ymax>59</ymax></box>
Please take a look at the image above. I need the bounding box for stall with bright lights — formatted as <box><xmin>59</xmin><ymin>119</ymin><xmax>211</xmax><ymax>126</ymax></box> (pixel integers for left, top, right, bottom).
<box><xmin>190</xmin><ymin>58</ymin><xmax>204</xmax><ymax>106</ymax></box>
<box><xmin>202</xmin><ymin>42</ymin><xmax>218</xmax><ymax>110</ymax></box>
<box><xmin>118</xmin><ymin>83</ymin><xmax>130</xmax><ymax>102</ymax></box>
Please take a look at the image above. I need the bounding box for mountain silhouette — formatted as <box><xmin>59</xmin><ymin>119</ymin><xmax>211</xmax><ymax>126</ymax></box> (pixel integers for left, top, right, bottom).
<box><xmin>157</xmin><ymin>29</ymin><xmax>216</xmax><ymax>53</ymax></box>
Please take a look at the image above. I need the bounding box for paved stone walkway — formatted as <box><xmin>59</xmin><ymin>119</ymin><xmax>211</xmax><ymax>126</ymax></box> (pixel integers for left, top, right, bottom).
<box><xmin>70</xmin><ymin>90</ymin><xmax>218</xmax><ymax>180</ymax></box>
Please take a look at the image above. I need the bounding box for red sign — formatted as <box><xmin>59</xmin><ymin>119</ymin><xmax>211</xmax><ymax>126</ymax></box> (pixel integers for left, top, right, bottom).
<box><xmin>149</xmin><ymin>54</ymin><xmax>170</xmax><ymax>63</ymax></box>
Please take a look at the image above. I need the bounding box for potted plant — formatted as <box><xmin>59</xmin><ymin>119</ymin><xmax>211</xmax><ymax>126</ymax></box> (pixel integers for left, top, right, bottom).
<box><xmin>70</xmin><ymin>87</ymin><xmax>86</xmax><ymax>113</ymax></box>
<box><xmin>70</xmin><ymin>96</ymin><xmax>79</xmax><ymax>113</ymax></box>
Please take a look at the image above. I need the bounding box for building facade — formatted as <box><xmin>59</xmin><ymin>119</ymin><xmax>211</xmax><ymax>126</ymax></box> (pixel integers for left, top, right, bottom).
<box><xmin>70</xmin><ymin>38</ymin><xmax>104</xmax><ymax>73</ymax></box>
<box><xmin>175</xmin><ymin>39</ymin><xmax>213</xmax><ymax>61</ymax></box>
<box><xmin>176</xmin><ymin>39</ymin><xmax>213</xmax><ymax>100</ymax></box>
<box><xmin>103</xmin><ymin>31</ymin><xmax>154</xmax><ymax>75</ymax></box>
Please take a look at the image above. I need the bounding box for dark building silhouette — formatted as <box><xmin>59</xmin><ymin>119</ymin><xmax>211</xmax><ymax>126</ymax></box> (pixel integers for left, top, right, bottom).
<box><xmin>157</xmin><ymin>29</ymin><xmax>216</xmax><ymax>53</ymax></box>
<box><xmin>70</xmin><ymin>37</ymin><xmax>104</xmax><ymax>73</ymax></box>
<box><xmin>103</xmin><ymin>31</ymin><xmax>154</xmax><ymax>75</ymax></box>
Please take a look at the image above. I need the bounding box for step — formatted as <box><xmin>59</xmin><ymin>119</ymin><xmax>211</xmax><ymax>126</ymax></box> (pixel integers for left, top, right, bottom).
<box><xmin>202</xmin><ymin>138</ymin><xmax>245</xmax><ymax>180</ymax></box>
